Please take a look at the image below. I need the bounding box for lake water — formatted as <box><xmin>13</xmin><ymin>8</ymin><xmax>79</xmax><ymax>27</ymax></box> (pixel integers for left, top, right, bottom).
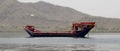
<box><xmin>0</xmin><ymin>32</ymin><xmax>120</xmax><ymax>51</ymax></box>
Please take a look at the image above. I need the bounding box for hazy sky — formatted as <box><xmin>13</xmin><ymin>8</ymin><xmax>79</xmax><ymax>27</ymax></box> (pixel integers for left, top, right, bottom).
<box><xmin>18</xmin><ymin>0</ymin><xmax>120</xmax><ymax>18</ymax></box>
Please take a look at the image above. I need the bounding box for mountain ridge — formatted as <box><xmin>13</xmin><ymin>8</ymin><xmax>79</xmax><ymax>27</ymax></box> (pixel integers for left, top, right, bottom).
<box><xmin>0</xmin><ymin>0</ymin><xmax>120</xmax><ymax>32</ymax></box>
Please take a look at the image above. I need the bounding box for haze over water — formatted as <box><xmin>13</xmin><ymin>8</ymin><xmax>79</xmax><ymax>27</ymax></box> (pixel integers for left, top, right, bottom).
<box><xmin>0</xmin><ymin>32</ymin><xmax>120</xmax><ymax>51</ymax></box>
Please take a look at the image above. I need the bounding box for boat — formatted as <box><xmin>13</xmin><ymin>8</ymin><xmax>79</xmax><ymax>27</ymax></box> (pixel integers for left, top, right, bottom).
<box><xmin>24</xmin><ymin>22</ymin><xmax>95</xmax><ymax>37</ymax></box>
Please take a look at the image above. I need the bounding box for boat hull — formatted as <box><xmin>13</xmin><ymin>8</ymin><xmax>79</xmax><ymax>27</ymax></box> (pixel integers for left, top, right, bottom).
<box><xmin>24</xmin><ymin>27</ymin><xmax>93</xmax><ymax>37</ymax></box>
<box><xmin>24</xmin><ymin>22</ymin><xmax>95</xmax><ymax>37</ymax></box>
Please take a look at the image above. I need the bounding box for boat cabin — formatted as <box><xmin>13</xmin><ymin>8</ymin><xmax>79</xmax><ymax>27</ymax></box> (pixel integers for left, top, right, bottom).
<box><xmin>72</xmin><ymin>22</ymin><xmax>95</xmax><ymax>33</ymax></box>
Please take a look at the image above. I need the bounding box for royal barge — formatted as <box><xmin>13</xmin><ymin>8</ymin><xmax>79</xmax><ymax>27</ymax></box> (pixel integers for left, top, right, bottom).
<box><xmin>24</xmin><ymin>22</ymin><xmax>95</xmax><ymax>37</ymax></box>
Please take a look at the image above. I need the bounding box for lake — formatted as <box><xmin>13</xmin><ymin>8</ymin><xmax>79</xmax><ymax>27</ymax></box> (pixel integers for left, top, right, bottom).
<box><xmin>0</xmin><ymin>32</ymin><xmax>120</xmax><ymax>51</ymax></box>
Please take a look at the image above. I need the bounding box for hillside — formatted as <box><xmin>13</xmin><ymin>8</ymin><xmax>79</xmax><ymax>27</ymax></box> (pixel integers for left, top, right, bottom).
<box><xmin>0</xmin><ymin>0</ymin><xmax>120</xmax><ymax>32</ymax></box>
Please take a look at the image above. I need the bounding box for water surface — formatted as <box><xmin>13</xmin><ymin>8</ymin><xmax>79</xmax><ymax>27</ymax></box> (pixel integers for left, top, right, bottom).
<box><xmin>0</xmin><ymin>32</ymin><xmax>120</xmax><ymax>51</ymax></box>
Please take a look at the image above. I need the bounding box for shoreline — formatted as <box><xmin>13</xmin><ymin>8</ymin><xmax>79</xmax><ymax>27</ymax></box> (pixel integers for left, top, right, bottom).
<box><xmin>0</xmin><ymin>31</ymin><xmax>120</xmax><ymax>33</ymax></box>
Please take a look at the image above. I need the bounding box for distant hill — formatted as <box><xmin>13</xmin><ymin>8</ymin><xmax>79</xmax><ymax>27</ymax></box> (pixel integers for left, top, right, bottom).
<box><xmin>0</xmin><ymin>0</ymin><xmax>120</xmax><ymax>32</ymax></box>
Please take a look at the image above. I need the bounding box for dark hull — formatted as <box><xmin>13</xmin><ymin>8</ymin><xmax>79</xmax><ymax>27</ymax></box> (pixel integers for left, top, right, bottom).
<box><xmin>24</xmin><ymin>27</ymin><xmax>92</xmax><ymax>37</ymax></box>
<box><xmin>24</xmin><ymin>22</ymin><xmax>95</xmax><ymax>37</ymax></box>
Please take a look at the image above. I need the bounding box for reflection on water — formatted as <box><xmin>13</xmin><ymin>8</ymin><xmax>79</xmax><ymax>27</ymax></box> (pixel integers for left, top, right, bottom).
<box><xmin>0</xmin><ymin>32</ymin><xmax>120</xmax><ymax>51</ymax></box>
<box><xmin>0</xmin><ymin>44</ymin><xmax>95</xmax><ymax>51</ymax></box>
<box><xmin>0</xmin><ymin>44</ymin><xmax>119</xmax><ymax>51</ymax></box>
